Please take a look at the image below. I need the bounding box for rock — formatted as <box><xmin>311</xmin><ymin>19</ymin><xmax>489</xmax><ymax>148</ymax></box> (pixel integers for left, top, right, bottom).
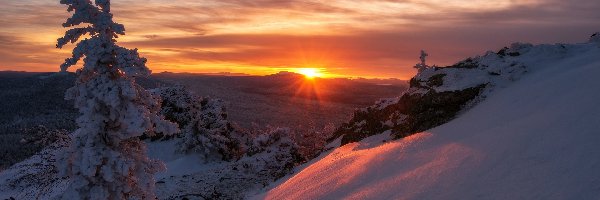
<box><xmin>332</xmin><ymin>84</ymin><xmax>485</xmax><ymax>145</ymax></box>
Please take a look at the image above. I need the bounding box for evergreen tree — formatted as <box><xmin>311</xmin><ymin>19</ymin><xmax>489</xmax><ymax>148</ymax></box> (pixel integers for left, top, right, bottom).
<box><xmin>414</xmin><ymin>50</ymin><xmax>429</xmax><ymax>72</ymax></box>
<box><xmin>152</xmin><ymin>86</ymin><xmax>245</xmax><ymax>161</ymax></box>
<box><xmin>55</xmin><ymin>0</ymin><xmax>178</xmax><ymax>199</ymax></box>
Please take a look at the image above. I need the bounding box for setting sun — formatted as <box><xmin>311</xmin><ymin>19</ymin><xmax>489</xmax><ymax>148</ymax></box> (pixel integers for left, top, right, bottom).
<box><xmin>297</xmin><ymin>68</ymin><xmax>324</xmax><ymax>79</ymax></box>
<box><xmin>1</xmin><ymin>0</ymin><xmax>599</xmax><ymax>199</ymax></box>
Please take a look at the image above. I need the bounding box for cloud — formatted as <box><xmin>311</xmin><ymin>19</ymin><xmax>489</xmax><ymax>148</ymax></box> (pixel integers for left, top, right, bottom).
<box><xmin>1</xmin><ymin>0</ymin><xmax>599</xmax><ymax>78</ymax></box>
<box><xmin>121</xmin><ymin>15</ymin><xmax>599</xmax><ymax>78</ymax></box>
<box><xmin>0</xmin><ymin>33</ymin><xmax>67</xmax><ymax>71</ymax></box>
<box><xmin>451</xmin><ymin>0</ymin><xmax>600</xmax><ymax>25</ymax></box>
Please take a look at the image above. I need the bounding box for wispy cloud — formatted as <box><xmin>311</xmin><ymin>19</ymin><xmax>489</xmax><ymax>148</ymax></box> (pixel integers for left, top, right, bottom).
<box><xmin>1</xmin><ymin>0</ymin><xmax>599</xmax><ymax>78</ymax></box>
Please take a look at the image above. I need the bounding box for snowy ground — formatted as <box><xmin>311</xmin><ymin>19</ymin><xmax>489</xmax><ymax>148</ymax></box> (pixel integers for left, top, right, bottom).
<box><xmin>2</xmin><ymin>39</ymin><xmax>598</xmax><ymax>199</ymax></box>
<box><xmin>254</xmin><ymin>43</ymin><xmax>600</xmax><ymax>199</ymax></box>
<box><xmin>147</xmin><ymin>140</ymin><xmax>222</xmax><ymax>180</ymax></box>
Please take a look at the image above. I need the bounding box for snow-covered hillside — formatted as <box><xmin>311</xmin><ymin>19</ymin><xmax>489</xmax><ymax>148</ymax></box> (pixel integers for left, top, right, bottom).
<box><xmin>0</xmin><ymin>86</ymin><xmax>324</xmax><ymax>199</ymax></box>
<box><xmin>2</xmin><ymin>35</ymin><xmax>599</xmax><ymax>199</ymax></box>
<box><xmin>255</xmin><ymin>39</ymin><xmax>600</xmax><ymax>199</ymax></box>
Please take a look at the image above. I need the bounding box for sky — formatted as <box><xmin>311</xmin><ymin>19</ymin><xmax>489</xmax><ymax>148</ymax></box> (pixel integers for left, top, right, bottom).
<box><xmin>0</xmin><ymin>0</ymin><xmax>599</xmax><ymax>79</ymax></box>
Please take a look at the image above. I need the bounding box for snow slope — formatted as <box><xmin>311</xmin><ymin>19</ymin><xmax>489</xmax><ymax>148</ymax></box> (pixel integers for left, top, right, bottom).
<box><xmin>256</xmin><ymin>43</ymin><xmax>600</xmax><ymax>199</ymax></box>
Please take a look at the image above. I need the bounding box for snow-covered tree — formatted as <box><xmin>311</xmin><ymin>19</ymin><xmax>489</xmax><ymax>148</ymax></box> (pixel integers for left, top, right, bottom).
<box><xmin>152</xmin><ymin>86</ymin><xmax>245</xmax><ymax>161</ymax></box>
<box><xmin>414</xmin><ymin>50</ymin><xmax>429</xmax><ymax>72</ymax></box>
<box><xmin>55</xmin><ymin>0</ymin><xmax>178</xmax><ymax>199</ymax></box>
<box><xmin>291</xmin><ymin>123</ymin><xmax>336</xmax><ymax>160</ymax></box>
<box><xmin>240</xmin><ymin>127</ymin><xmax>303</xmax><ymax>179</ymax></box>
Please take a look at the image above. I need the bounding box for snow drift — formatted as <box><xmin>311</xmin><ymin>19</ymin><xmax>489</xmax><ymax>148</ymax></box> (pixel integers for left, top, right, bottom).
<box><xmin>256</xmin><ymin>39</ymin><xmax>600</xmax><ymax>199</ymax></box>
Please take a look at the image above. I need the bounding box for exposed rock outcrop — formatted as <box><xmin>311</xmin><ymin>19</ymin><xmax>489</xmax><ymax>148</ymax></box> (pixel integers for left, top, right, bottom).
<box><xmin>330</xmin><ymin>43</ymin><xmax>536</xmax><ymax>145</ymax></box>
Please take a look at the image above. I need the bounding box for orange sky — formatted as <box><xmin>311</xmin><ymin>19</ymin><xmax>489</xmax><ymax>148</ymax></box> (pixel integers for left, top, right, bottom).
<box><xmin>1</xmin><ymin>0</ymin><xmax>599</xmax><ymax>79</ymax></box>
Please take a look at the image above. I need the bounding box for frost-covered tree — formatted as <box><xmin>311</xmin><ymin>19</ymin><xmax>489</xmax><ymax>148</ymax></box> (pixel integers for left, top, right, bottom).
<box><xmin>419</xmin><ymin>50</ymin><xmax>428</xmax><ymax>65</ymax></box>
<box><xmin>152</xmin><ymin>86</ymin><xmax>245</xmax><ymax>161</ymax></box>
<box><xmin>55</xmin><ymin>0</ymin><xmax>178</xmax><ymax>199</ymax></box>
<box><xmin>414</xmin><ymin>50</ymin><xmax>429</xmax><ymax>72</ymax></box>
<box><xmin>240</xmin><ymin>127</ymin><xmax>304</xmax><ymax>179</ymax></box>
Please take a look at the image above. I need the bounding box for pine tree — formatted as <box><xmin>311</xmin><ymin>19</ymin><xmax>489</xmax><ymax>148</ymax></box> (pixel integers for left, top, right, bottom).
<box><xmin>152</xmin><ymin>86</ymin><xmax>245</xmax><ymax>161</ymax></box>
<box><xmin>414</xmin><ymin>50</ymin><xmax>429</xmax><ymax>72</ymax></box>
<box><xmin>55</xmin><ymin>0</ymin><xmax>178</xmax><ymax>199</ymax></box>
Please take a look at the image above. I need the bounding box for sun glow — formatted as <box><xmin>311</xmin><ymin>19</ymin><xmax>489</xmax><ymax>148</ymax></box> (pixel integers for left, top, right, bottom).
<box><xmin>297</xmin><ymin>68</ymin><xmax>324</xmax><ymax>79</ymax></box>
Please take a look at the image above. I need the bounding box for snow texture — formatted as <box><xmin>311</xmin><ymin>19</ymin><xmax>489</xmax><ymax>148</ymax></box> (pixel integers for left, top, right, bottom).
<box><xmin>255</xmin><ymin>41</ymin><xmax>600</xmax><ymax>199</ymax></box>
<box><xmin>55</xmin><ymin>0</ymin><xmax>178</xmax><ymax>199</ymax></box>
<box><xmin>0</xmin><ymin>86</ymin><xmax>313</xmax><ymax>199</ymax></box>
<box><xmin>334</xmin><ymin>39</ymin><xmax>580</xmax><ymax>145</ymax></box>
<box><xmin>0</xmin><ymin>135</ymin><xmax>71</xmax><ymax>199</ymax></box>
<box><xmin>151</xmin><ymin>86</ymin><xmax>245</xmax><ymax>161</ymax></box>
